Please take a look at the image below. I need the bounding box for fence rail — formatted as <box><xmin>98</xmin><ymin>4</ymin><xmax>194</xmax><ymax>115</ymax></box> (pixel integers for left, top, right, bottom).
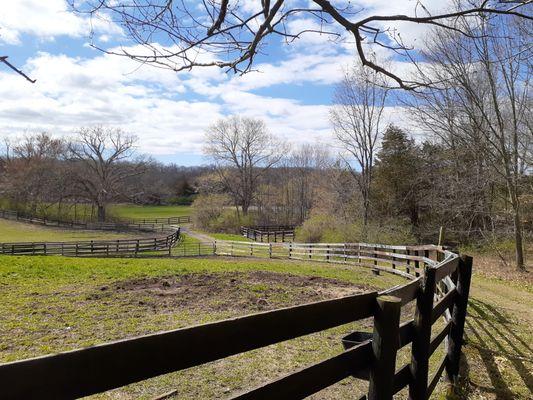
<box><xmin>130</xmin><ymin>215</ymin><xmax>191</xmax><ymax>224</ymax></box>
<box><xmin>0</xmin><ymin>209</ymin><xmax>180</xmax><ymax>256</ymax></box>
<box><xmin>240</xmin><ymin>225</ymin><xmax>295</xmax><ymax>242</ymax></box>
<box><xmin>0</xmin><ymin>242</ymin><xmax>472</xmax><ymax>399</ymax></box>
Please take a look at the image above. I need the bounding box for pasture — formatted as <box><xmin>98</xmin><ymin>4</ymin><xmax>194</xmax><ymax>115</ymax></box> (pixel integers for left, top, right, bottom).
<box><xmin>0</xmin><ymin>256</ymin><xmax>402</xmax><ymax>399</ymax></box>
<box><xmin>0</xmin><ymin>219</ymin><xmax>141</xmax><ymax>243</ymax></box>
<box><xmin>0</xmin><ymin>250</ymin><xmax>531</xmax><ymax>399</ymax></box>
<box><xmin>109</xmin><ymin>204</ymin><xmax>191</xmax><ymax>220</ymax></box>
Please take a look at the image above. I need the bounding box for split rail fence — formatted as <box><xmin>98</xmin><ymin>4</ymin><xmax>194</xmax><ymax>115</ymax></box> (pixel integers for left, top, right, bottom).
<box><xmin>0</xmin><ymin>242</ymin><xmax>472</xmax><ymax>400</ymax></box>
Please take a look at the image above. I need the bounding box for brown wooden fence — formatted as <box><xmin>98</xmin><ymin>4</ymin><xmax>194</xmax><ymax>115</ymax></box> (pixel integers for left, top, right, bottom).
<box><xmin>241</xmin><ymin>225</ymin><xmax>295</xmax><ymax>242</ymax></box>
<box><xmin>131</xmin><ymin>215</ymin><xmax>191</xmax><ymax>224</ymax></box>
<box><xmin>0</xmin><ymin>209</ymin><xmax>180</xmax><ymax>256</ymax></box>
<box><xmin>0</xmin><ymin>243</ymin><xmax>472</xmax><ymax>399</ymax></box>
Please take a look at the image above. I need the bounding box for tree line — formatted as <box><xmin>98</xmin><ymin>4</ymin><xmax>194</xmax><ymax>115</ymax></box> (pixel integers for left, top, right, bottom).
<box><xmin>198</xmin><ymin>12</ymin><xmax>531</xmax><ymax>271</ymax></box>
<box><xmin>0</xmin><ymin>128</ymin><xmax>203</xmax><ymax>222</ymax></box>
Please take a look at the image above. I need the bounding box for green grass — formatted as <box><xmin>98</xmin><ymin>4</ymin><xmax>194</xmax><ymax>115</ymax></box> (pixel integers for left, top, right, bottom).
<box><xmin>208</xmin><ymin>232</ymin><xmax>252</xmax><ymax>242</ymax></box>
<box><xmin>0</xmin><ymin>253</ymin><xmax>530</xmax><ymax>399</ymax></box>
<box><xmin>178</xmin><ymin>233</ymin><xmax>201</xmax><ymax>245</ymax></box>
<box><xmin>109</xmin><ymin>204</ymin><xmax>191</xmax><ymax>219</ymax></box>
<box><xmin>0</xmin><ymin>255</ymin><xmax>402</xmax><ymax>399</ymax></box>
<box><xmin>0</xmin><ymin>219</ymin><xmax>140</xmax><ymax>243</ymax></box>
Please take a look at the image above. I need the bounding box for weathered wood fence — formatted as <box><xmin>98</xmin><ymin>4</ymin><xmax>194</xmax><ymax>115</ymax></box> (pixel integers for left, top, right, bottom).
<box><xmin>0</xmin><ymin>209</ymin><xmax>180</xmax><ymax>256</ymax></box>
<box><xmin>0</xmin><ymin>244</ymin><xmax>472</xmax><ymax>399</ymax></box>
<box><xmin>241</xmin><ymin>225</ymin><xmax>295</xmax><ymax>242</ymax></box>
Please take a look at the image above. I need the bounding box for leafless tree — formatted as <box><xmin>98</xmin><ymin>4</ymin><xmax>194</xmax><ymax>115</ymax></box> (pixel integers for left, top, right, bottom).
<box><xmin>68</xmin><ymin>127</ymin><xmax>146</xmax><ymax>222</ymax></box>
<box><xmin>72</xmin><ymin>1</ymin><xmax>532</xmax><ymax>89</ymax></box>
<box><xmin>1</xmin><ymin>133</ymin><xmax>70</xmax><ymax>215</ymax></box>
<box><xmin>204</xmin><ymin>115</ymin><xmax>286</xmax><ymax>215</ymax></box>
<box><xmin>410</xmin><ymin>13</ymin><xmax>532</xmax><ymax>270</ymax></box>
<box><xmin>330</xmin><ymin>62</ymin><xmax>388</xmax><ymax>229</ymax></box>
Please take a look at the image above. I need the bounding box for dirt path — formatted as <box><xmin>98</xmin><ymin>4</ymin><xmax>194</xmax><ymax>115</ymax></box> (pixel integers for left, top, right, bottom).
<box><xmin>178</xmin><ymin>225</ymin><xmax>216</xmax><ymax>243</ymax></box>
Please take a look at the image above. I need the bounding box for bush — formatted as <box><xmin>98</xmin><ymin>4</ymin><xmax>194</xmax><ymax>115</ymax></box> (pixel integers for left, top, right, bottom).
<box><xmin>191</xmin><ymin>194</ymin><xmax>232</xmax><ymax>231</ymax></box>
<box><xmin>191</xmin><ymin>194</ymin><xmax>255</xmax><ymax>233</ymax></box>
<box><xmin>296</xmin><ymin>213</ymin><xmax>417</xmax><ymax>244</ymax></box>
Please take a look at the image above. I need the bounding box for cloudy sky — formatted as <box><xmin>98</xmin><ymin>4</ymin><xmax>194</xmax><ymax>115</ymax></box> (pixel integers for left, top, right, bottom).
<box><xmin>0</xmin><ymin>1</ymin><xmax>447</xmax><ymax>165</ymax></box>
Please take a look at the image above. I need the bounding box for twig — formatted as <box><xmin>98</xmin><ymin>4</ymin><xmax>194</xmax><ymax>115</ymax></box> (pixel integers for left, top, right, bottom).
<box><xmin>0</xmin><ymin>56</ymin><xmax>36</xmax><ymax>83</ymax></box>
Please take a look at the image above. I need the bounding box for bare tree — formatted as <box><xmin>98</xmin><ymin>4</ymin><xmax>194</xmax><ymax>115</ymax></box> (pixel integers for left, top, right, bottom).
<box><xmin>69</xmin><ymin>127</ymin><xmax>146</xmax><ymax>222</ymax></box>
<box><xmin>411</xmin><ymin>13</ymin><xmax>532</xmax><ymax>270</ymax></box>
<box><xmin>204</xmin><ymin>116</ymin><xmax>286</xmax><ymax>215</ymax></box>
<box><xmin>73</xmin><ymin>1</ymin><xmax>532</xmax><ymax>89</ymax></box>
<box><xmin>330</xmin><ymin>63</ymin><xmax>388</xmax><ymax>229</ymax></box>
<box><xmin>1</xmin><ymin>133</ymin><xmax>68</xmax><ymax>214</ymax></box>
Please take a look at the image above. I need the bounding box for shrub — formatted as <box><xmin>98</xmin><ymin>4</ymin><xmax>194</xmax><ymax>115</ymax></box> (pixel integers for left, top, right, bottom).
<box><xmin>296</xmin><ymin>213</ymin><xmax>417</xmax><ymax>244</ymax></box>
<box><xmin>191</xmin><ymin>194</ymin><xmax>232</xmax><ymax>231</ymax></box>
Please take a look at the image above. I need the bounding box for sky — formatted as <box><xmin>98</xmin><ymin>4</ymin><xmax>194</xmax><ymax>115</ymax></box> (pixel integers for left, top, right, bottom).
<box><xmin>0</xmin><ymin>0</ymin><xmax>449</xmax><ymax>165</ymax></box>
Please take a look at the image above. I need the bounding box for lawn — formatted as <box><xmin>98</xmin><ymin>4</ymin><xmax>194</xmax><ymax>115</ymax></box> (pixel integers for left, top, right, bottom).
<box><xmin>109</xmin><ymin>204</ymin><xmax>191</xmax><ymax>219</ymax></box>
<box><xmin>0</xmin><ymin>219</ymin><xmax>141</xmax><ymax>243</ymax></box>
<box><xmin>0</xmin><ymin>253</ymin><xmax>531</xmax><ymax>399</ymax></box>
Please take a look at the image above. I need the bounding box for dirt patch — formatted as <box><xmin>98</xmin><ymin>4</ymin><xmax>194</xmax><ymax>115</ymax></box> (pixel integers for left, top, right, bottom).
<box><xmin>99</xmin><ymin>271</ymin><xmax>373</xmax><ymax>313</ymax></box>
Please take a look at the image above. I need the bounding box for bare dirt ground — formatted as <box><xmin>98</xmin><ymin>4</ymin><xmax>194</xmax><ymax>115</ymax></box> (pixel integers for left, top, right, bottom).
<box><xmin>102</xmin><ymin>271</ymin><xmax>370</xmax><ymax>314</ymax></box>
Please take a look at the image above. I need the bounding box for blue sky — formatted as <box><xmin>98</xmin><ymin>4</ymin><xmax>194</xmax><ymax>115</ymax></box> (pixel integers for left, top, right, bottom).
<box><xmin>0</xmin><ymin>1</ymin><xmax>447</xmax><ymax>165</ymax></box>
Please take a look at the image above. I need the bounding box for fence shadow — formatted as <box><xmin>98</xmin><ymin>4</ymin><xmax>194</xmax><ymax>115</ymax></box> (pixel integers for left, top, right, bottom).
<box><xmin>460</xmin><ymin>298</ymin><xmax>533</xmax><ymax>399</ymax></box>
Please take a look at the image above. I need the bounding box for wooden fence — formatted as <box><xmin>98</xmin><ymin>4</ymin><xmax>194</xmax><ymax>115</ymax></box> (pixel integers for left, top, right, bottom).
<box><xmin>0</xmin><ymin>209</ymin><xmax>180</xmax><ymax>256</ymax></box>
<box><xmin>131</xmin><ymin>215</ymin><xmax>191</xmax><ymax>224</ymax></box>
<box><xmin>0</xmin><ymin>243</ymin><xmax>472</xmax><ymax>399</ymax></box>
<box><xmin>0</xmin><ymin>209</ymin><xmax>190</xmax><ymax>227</ymax></box>
<box><xmin>241</xmin><ymin>225</ymin><xmax>295</xmax><ymax>242</ymax></box>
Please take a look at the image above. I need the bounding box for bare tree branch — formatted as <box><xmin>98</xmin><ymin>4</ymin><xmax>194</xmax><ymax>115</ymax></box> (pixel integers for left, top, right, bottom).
<box><xmin>0</xmin><ymin>56</ymin><xmax>36</xmax><ymax>83</ymax></box>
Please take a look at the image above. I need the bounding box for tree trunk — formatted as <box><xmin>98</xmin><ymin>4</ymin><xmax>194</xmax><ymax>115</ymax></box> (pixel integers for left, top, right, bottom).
<box><xmin>242</xmin><ymin>201</ymin><xmax>249</xmax><ymax>216</ymax></box>
<box><xmin>512</xmin><ymin>204</ymin><xmax>525</xmax><ymax>271</ymax></box>
<box><xmin>97</xmin><ymin>204</ymin><xmax>106</xmax><ymax>222</ymax></box>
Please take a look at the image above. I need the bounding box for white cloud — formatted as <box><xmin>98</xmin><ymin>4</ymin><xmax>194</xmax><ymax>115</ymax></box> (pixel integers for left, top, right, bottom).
<box><xmin>0</xmin><ymin>49</ymin><xmax>347</xmax><ymax>159</ymax></box>
<box><xmin>0</xmin><ymin>0</ymin><xmax>120</xmax><ymax>44</ymax></box>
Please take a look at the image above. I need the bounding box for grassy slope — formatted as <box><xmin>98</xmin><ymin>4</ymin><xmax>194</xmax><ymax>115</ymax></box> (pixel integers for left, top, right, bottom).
<box><xmin>0</xmin><ymin>219</ymin><xmax>140</xmax><ymax>243</ymax></box>
<box><xmin>110</xmin><ymin>204</ymin><xmax>191</xmax><ymax>219</ymax></box>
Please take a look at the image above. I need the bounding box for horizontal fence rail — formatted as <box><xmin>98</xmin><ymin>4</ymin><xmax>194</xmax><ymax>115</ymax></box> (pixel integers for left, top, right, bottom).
<box><xmin>127</xmin><ymin>215</ymin><xmax>191</xmax><ymax>224</ymax></box>
<box><xmin>0</xmin><ymin>242</ymin><xmax>472</xmax><ymax>400</ymax></box>
<box><xmin>0</xmin><ymin>209</ymin><xmax>180</xmax><ymax>256</ymax></box>
<box><xmin>240</xmin><ymin>225</ymin><xmax>296</xmax><ymax>242</ymax></box>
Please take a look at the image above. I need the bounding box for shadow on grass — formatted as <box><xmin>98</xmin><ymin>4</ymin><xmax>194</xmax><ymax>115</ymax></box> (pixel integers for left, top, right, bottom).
<box><xmin>457</xmin><ymin>298</ymin><xmax>533</xmax><ymax>399</ymax></box>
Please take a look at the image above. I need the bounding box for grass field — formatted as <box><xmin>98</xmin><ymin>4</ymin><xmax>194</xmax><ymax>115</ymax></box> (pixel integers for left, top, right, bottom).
<box><xmin>0</xmin><ymin>219</ymin><xmax>141</xmax><ymax>243</ymax></box>
<box><xmin>109</xmin><ymin>204</ymin><xmax>191</xmax><ymax>219</ymax></box>
<box><xmin>0</xmin><ymin>253</ymin><xmax>530</xmax><ymax>399</ymax></box>
<box><xmin>0</xmin><ymin>256</ymin><xmax>403</xmax><ymax>399</ymax></box>
<box><xmin>207</xmin><ymin>232</ymin><xmax>252</xmax><ymax>242</ymax></box>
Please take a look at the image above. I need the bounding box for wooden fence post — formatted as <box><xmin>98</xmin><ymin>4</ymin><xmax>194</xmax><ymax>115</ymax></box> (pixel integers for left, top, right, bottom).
<box><xmin>409</xmin><ymin>265</ymin><xmax>437</xmax><ymax>400</ymax></box>
<box><xmin>446</xmin><ymin>255</ymin><xmax>473</xmax><ymax>386</ymax></box>
<box><xmin>269</xmin><ymin>243</ymin><xmax>272</xmax><ymax>259</ymax></box>
<box><xmin>288</xmin><ymin>243</ymin><xmax>292</xmax><ymax>259</ymax></box>
<box><xmin>368</xmin><ymin>295</ymin><xmax>402</xmax><ymax>400</ymax></box>
<box><xmin>343</xmin><ymin>244</ymin><xmax>347</xmax><ymax>263</ymax></box>
<box><xmin>326</xmin><ymin>244</ymin><xmax>330</xmax><ymax>262</ymax></box>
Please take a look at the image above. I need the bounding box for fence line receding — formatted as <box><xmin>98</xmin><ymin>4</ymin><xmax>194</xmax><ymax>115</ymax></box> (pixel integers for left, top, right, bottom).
<box><xmin>0</xmin><ymin>243</ymin><xmax>472</xmax><ymax>400</ymax></box>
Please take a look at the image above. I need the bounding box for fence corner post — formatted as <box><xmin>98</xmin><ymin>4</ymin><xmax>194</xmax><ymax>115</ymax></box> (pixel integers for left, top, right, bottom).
<box><xmin>368</xmin><ymin>295</ymin><xmax>401</xmax><ymax>400</ymax></box>
<box><xmin>446</xmin><ymin>255</ymin><xmax>473</xmax><ymax>387</ymax></box>
<box><xmin>409</xmin><ymin>265</ymin><xmax>437</xmax><ymax>400</ymax></box>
